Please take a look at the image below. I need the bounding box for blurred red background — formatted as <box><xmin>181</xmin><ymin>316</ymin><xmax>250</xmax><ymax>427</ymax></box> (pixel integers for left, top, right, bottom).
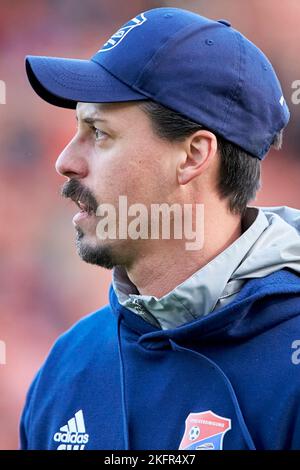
<box><xmin>0</xmin><ymin>0</ymin><xmax>299</xmax><ymax>449</ymax></box>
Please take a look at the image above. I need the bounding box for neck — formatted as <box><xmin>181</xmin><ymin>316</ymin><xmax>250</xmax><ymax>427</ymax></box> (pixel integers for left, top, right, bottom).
<box><xmin>125</xmin><ymin>204</ymin><xmax>242</xmax><ymax>298</ymax></box>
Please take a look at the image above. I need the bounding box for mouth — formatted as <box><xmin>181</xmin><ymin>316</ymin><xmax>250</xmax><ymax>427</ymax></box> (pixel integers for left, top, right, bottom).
<box><xmin>72</xmin><ymin>198</ymin><xmax>95</xmax><ymax>215</ymax></box>
<box><xmin>76</xmin><ymin>199</ymin><xmax>90</xmax><ymax>213</ymax></box>
<box><xmin>72</xmin><ymin>198</ymin><xmax>96</xmax><ymax>226</ymax></box>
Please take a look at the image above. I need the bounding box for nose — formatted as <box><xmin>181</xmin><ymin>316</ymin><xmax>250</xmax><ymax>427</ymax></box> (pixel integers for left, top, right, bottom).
<box><xmin>55</xmin><ymin>137</ymin><xmax>88</xmax><ymax>179</ymax></box>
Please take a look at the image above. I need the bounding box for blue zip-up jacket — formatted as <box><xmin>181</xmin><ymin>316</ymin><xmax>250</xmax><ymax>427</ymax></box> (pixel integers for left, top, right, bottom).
<box><xmin>20</xmin><ymin>268</ymin><xmax>300</xmax><ymax>450</ymax></box>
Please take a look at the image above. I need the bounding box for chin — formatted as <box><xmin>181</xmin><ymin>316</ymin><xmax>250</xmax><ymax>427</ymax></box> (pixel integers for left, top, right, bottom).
<box><xmin>75</xmin><ymin>228</ymin><xmax>120</xmax><ymax>269</ymax></box>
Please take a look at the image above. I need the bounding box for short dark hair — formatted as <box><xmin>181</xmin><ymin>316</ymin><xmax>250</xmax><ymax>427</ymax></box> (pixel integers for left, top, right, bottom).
<box><xmin>139</xmin><ymin>100</ymin><xmax>283</xmax><ymax>215</ymax></box>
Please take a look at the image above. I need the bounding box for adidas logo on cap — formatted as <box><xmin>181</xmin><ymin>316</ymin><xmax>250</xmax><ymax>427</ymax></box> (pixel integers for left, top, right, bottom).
<box><xmin>53</xmin><ymin>410</ymin><xmax>89</xmax><ymax>450</ymax></box>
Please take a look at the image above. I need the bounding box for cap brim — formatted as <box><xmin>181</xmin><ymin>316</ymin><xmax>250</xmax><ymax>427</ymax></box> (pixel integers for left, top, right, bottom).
<box><xmin>25</xmin><ymin>56</ymin><xmax>147</xmax><ymax>109</ymax></box>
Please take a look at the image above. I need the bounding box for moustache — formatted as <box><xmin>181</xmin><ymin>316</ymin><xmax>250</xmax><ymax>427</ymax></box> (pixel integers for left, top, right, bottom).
<box><xmin>61</xmin><ymin>179</ymin><xmax>98</xmax><ymax>214</ymax></box>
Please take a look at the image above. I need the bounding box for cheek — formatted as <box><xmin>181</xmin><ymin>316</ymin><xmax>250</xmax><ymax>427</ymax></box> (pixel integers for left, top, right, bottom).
<box><xmin>90</xmin><ymin>149</ymin><xmax>141</xmax><ymax>205</ymax></box>
<box><xmin>135</xmin><ymin>150</ymin><xmax>175</xmax><ymax>203</ymax></box>
<box><xmin>91</xmin><ymin>142</ymin><xmax>173</xmax><ymax>206</ymax></box>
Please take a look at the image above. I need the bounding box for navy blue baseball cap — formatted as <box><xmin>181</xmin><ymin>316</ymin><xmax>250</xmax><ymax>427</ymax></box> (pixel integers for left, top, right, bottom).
<box><xmin>25</xmin><ymin>7</ymin><xmax>290</xmax><ymax>159</ymax></box>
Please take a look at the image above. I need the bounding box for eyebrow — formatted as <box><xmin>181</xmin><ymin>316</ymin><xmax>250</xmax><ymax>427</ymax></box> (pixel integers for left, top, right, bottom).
<box><xmin>76</xmin><ymin>116</ymin><xmax>109</xmax><ymax>124</ymax></box>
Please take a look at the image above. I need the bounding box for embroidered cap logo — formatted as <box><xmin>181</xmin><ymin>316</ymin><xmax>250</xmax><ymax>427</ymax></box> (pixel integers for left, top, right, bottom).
<box><xmin>98</xmin><ymin>13</ymin><xmax>147</xmax><ymax>53</ymax></box>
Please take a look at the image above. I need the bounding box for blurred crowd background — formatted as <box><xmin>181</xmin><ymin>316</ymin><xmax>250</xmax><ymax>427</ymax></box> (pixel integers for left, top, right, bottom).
<box><xmin>0</xmin><ymin>0</ymin><xmax>299</xmax><ymax>449</ymax></box>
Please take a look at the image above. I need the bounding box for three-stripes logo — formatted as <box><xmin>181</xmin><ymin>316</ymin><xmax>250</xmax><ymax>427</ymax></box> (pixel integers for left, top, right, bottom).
<box><xmin>53</xmin><ymin>410</ymin><xmax>89</xmax><ymax>450</ymax></box>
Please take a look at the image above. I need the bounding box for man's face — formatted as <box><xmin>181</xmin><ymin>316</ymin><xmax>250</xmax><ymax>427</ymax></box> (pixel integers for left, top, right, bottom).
<box><xmin>55</xmin><ymin>102</ymin><xmax>180</xmax><ymax>269</ymax></box>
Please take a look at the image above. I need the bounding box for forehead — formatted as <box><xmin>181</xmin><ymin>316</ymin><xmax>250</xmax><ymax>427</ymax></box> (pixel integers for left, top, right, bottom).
<box><xmin>76</xmin><ymin>101</ymin><xmax>143</xmax><ymax>121</ymax></box>
<box><xmin>76</xmin><ymin>102</ymin><xmax>110</xmax><ymax>118</ymax></box>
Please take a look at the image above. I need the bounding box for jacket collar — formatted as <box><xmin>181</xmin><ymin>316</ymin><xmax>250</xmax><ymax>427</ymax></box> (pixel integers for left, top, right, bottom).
<box><xmin>112</xmin><ymin>207</ymin><xmax>268</xmax><ymax>330</ymax></box>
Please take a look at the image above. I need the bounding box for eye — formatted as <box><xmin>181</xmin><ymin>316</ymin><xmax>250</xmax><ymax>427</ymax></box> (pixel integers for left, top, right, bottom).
<box><xmin>92</xmin><ymin>126</ymin><xmax>106</xmax><ymax>141</ymax></box>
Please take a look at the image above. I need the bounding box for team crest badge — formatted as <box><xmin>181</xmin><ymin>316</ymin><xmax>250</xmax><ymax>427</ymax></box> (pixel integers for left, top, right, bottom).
<box><xmin>179</xmin><ymin>410</ymin><xmax>231</xmax><ymax>450</ymax></box>
<box><xmin>98</xmin><ymin>13</ymin><xmax>147</xmax><ymax>53</ymax></box>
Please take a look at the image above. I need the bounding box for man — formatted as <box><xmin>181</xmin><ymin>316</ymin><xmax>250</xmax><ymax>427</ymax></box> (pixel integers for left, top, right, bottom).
<box><xmin>21</xmin><ymin>8</ymin><xmax>300</xmax><ymax>450</ymax></box>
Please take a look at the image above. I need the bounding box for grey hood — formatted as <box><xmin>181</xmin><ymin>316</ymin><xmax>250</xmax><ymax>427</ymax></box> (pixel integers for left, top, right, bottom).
<box><xmin>232</xmin><ymin>206</ymin><xmax>300</xmax><ymax>279</ymax></box>
<box><xmin>112</xmin><ymin>206</ymin><xmax>300</xmax><ymax>330</ymax></box>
